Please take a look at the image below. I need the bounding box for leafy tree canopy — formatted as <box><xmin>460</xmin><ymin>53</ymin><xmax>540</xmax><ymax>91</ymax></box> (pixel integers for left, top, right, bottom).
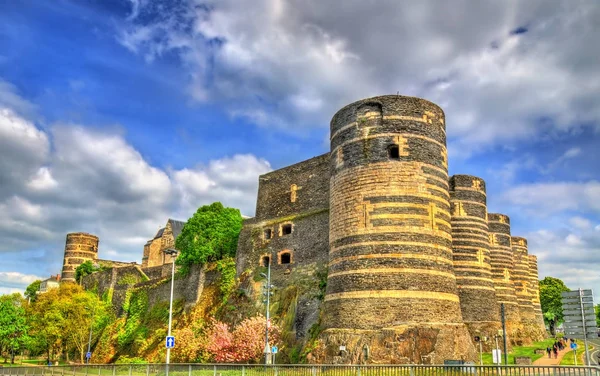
<box><xmin>0</xmin><ymin>293</ymin><xmax>29</xmax><ymax>363</ymax></box>
<box><xmin>175</xmin><ymin>202</ymin><xmax>243</xmax><ymax>275</ymax></box>
<box><xmin>25</xmin><ymin>280</ymin><xmax>41</xmax><ymax>302</ymax></box>
<box><xmin>596</xmin><ymin>304</ymin><xmax>600</xmax><ymax>327</ymax></box>
<box><xmin>75</xmin><ymin>260</ymin><xmax>100</xmax><ymax>283</ymax></box>
<box><xmin>539</xmin><ymin>276</ymin><xmax>570</xmax><ymax>335</ymax></box>
<box><xmin>27</xmin><ymin>283</ymin><xmax>109</xmax><ymax>364</ymax></box>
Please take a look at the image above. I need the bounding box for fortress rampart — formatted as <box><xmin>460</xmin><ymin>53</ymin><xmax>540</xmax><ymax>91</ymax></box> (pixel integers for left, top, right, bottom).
<box><xmin>63</xmin><ymin>94</ymin><xmax>549</xmax><ymax>365</ymax></box>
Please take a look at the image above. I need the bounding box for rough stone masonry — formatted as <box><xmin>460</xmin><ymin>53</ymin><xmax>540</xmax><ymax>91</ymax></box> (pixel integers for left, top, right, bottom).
<box><xmin>235</xmin><ymin>94</ymin><xmax>546</xmax><ymax>364</ymax></box>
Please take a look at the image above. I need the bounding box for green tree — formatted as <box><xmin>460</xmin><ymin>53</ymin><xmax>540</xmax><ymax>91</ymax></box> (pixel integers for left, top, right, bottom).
<box><xmin>539</xmin><ymin>276</ymin><xmax>570</xmax><ymax>335</ymax></box>
<box><xmin>75</xmin><ymin>261</ymin><xmax>99</xmax><ymax>283</ymax></box>
<box><xmin>0</xmin><ymin>293</ymin><xmax>28</xmax><ymax>364</ymax></box>
<box><xmin>175</xmin><ymin>202</ymin><xmax>243</xmax><ymax>275</ymax></box>
<box><xmin>596</xmin><ymin>304</ymin><xmax>600</xmax><ymax>327</ymax></box>
<box><xmin>24</xmin><ymin>280</ymin><xmax>41</xmax><ymax>302</ymax></box>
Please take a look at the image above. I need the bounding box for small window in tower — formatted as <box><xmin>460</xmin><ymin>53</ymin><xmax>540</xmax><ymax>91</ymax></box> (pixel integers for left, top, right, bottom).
<box><xmin>261</xmin><ymin>256</ymin><xmax>270</xmax><ymax>267</ymax></box>
<box><xmin>282</xmin><ymin>224</ymin><xmax>292</xmax><ymax>235</ymax></box>
<box><xmin>264</xmin><ymin>228</ymin><xmax>272</xmax><ymax>240</ymax></box>
<box><xmin>388</xmin><ymin>145</ymin><xmax>400</xmax><ymax>159</ymax></box>
<box><xmin>280</xmin><ymin>252</ymin><xmax>291</xmax><ymax>264</ymax></box>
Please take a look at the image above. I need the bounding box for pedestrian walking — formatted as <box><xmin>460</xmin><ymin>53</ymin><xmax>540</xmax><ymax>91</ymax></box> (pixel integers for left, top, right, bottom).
<box><xmin>546</xmin><ymin>347</ymin><xmax>552</xmax><ymax>358</ymax></box>
<box><xmin>553</xmin><ymin>344</ymin><xmax>558</xmax><ymax>359</ymax></box>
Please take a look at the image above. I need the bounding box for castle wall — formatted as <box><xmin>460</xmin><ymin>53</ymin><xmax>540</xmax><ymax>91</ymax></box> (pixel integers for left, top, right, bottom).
<box><xmin>320</xmin><ymin>95</ymin><xmax>476</xmax><ymax>364</ymax></box>
<box><xmin>83</xmin><ymin>263</ymin><xmax>210</xmax><ymax>314</ymax></box>
<box><xmin>236</xmin><ymin>153</ymin><xmax>330</xmax><ymax>341</ymax></box>
<box><xmin>255</xmin><ymin>153</ymin><xmax>330</xmax><ymax>220</ymax></box>
<box><xmin>449</xmin><ymin>175</ymin><xmax>500</xmax><ymax>349</ymax></box>
<box><xmin>61</xmin><ymin>232</ymin><xmax>99</xmax><ymax>282</ymax></box>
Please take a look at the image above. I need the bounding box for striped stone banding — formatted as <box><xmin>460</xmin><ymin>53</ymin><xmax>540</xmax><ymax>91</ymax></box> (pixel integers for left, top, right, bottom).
<box><xmin>450</xmin><ymin>175</ymin><xmax>499</xmax><ymax>326</ymax></box>
<box><xmin>326</xmin><ymin>95</ymin><xmax>462</xmax><ymax>330</ymax></box>
<box><xmin>61</xmin><ymin>232</ymin><xmax>99</xmax><ymax>282</ymax></box>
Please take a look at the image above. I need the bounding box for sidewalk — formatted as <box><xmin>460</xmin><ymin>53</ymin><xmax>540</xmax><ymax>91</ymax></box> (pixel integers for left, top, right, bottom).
<box><xmin>533</xmin><ymin>347</ymin><xmax>570</xmax><ymax>366</ymax></box>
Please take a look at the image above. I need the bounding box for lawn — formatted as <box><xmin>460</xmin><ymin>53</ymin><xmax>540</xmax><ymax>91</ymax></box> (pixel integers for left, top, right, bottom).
<box><xmin>480</xmin><ymin>338</ymin><xmax>556</xmax><ymax>365</ymax></box>
<box><xmin>560</xmin><ymin>341</ymin><xmax>593</xmax><ymax>366</ymax></box>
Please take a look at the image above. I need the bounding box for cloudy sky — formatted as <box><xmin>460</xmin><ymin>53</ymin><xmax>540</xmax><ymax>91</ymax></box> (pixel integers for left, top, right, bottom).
<box><xmin>0</xmin><ymin>0</ymin><xmax>599</xmax><ymax>298</ymax></box>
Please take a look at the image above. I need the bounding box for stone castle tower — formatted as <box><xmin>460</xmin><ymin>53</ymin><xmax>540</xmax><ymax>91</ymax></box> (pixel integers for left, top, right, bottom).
<box><xmin>322</xmin><ymin>95</ymin><xmax>476</xmax><ymax>363</ymax></box>
<box><xmin>61</xmin><ymin>232</ymin><xmax>99</xmax><ymax>282</ymax></box>
<box><xmin>449</xmin><ymin>175</ymin><xmax>501</xmax><ymax>350</ymax></box>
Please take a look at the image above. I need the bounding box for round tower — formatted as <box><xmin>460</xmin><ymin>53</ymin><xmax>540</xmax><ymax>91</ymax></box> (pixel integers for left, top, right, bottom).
<box><xmin>322</xmin><ymin>95</ymin><xmax>476</xmax><ymax>364</ymax></box>
<box><xmin>61</xmin><ymin>232</ymin><xmax>99</xmax><ymax>282</ymax></box>
<box><xmin>488</xmin><ymin>214</ymin><xmax>522</xmax><ymax>343</ymax></box>
<box><xmin>528</xmin><ymin>254</ymin><xmax>547</xmax><ymax>335</ymax></box>
<box><xmin>511</xmin><ymin>236</ymin><xmax>542</xmax><ymax>341</ymax></box>
<box><xmin>449</xmin><ymin>175</ymin><xmax>500</xmax><ymax>349</ymax></box>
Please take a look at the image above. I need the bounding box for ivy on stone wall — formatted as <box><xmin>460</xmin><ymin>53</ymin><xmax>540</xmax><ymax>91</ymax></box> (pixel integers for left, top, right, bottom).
<box><xmin>215</xmin><ymin>257</ymin><xmax>237</xmax><ymax>305</ymax></box>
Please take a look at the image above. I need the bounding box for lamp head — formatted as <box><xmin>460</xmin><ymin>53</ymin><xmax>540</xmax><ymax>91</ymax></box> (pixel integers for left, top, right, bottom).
<box><xmin>163</xmin><ymin>248</ymin><xmax>179</xmax><ymax>256</ymax></box>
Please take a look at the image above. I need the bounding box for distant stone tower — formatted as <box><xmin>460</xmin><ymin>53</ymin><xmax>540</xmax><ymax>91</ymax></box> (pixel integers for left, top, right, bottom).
<box><xmin>512</xmin><ymin>237</ymin><xmax>543</xmax><ymax>341</ymax></box>
<box><xmin>528</xmin><ymin>255</ymin><xmax>547</xmax><ymax>334</ymax></box>
<box><xmin>488</xmin><ymin>214</ymin><xmax>522</xmax><ymax>343</ymax></box>
<box><xmin>61</xmin><ymin>232</ymin><xmax>99</xmax><ymax>282</ymax></box>
<box><xmin>322</xmin><ymin>95</ymin><xmax>476</xmax><ymax>364</ymax></box>
<box><xmin>449</xmin><ymin>175</ymin><xmax>500</xmax><ymax>350</ymax></box>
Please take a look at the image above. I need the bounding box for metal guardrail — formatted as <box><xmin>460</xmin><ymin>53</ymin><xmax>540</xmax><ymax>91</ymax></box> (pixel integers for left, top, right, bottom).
<box><xmin>1</xmin><ymin>364</ymin><xmax>600</xmax><ymax>376</ymax></box>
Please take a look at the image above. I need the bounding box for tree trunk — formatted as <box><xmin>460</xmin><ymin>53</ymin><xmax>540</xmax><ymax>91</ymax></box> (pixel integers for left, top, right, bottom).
<box><xmin>549</xmin><ymin>320</ymin><xmax>556</xmax><ymax>336</ymax></box>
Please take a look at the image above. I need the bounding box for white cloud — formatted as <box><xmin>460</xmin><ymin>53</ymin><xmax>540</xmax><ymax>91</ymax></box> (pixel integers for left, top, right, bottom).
<box><xmin>0</xmin><ymin>87</ymin><xmax>272</xmax><ymax>289</ymax></box>
<box><xmin>118</xmin><ymin>1</ymin><xmax>600</xmax><ymax>155</ymax></box>
<box><xmin>502</xmin><ymin>181</ymin><xmax>600</xmax><ymax>215</ymax></box>
<box><xmin>0</xmin><ymin>108</ymin><xmax>50</xmax><ymax>199</ymax></box>
<box><xmin>0</xmin><ymin>271</ymin><xmax>44</xmax><ymax>290</ymax></box>
<box><xmin>172</xmin><ymin>154</ymin><xmax>272</xmax><ymax>217</ymax></box>
<box><xmin>528</xmin><ymin>225</ymin><xmax>600</xmax><ymax>301</ymax></box>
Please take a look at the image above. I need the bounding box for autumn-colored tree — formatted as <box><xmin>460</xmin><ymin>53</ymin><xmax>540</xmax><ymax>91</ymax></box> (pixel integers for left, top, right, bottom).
<box><xmin>27</xmin><ymin>283</ymin><xmax>108</xmax><ymax>364</ymax></box>
<box><xmin>205</xmin><ymin>316</ymin><xmax>281</xmax><ymax>363</ymax></box>
<box><xmin>175</xmin><ymin>202</ymin><xmax>243</xmax><ymax>275</ymax></box>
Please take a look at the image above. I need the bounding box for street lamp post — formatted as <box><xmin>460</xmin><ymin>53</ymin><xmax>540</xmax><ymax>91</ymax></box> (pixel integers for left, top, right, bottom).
<box><xmin>163</xmin><ymin>248</ymin><xmax>179</xmax><ymax>376</ymax></box>
<box><xmin>85</xmin><ymin>305</ymin><xmax>96</xmax><ymax>364</ymax></box>
<box><xmin>260</xmin><ymin>258</ymin><xmax>273</xmax><ymax>365</ymax></box>
<box><xmin>85</xmin><ymin>306</ymin><xmax>96</xmax><ymax>364</ymax></box>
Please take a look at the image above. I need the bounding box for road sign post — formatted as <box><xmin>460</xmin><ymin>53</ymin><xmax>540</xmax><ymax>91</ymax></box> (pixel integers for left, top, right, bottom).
<box><xmin>166</xmin><ymin>336</ymin><xmax>175</xmax><ymax>349</ymax></box>
<box><xmin>571</xmin><ymin>342</ymin><xmax>578</xmax><ymax>366</ymax></box>
<box><xmin>561</xmin><ymin>289</ymin><xmax>596</xmax><ymax>366</ymax></box>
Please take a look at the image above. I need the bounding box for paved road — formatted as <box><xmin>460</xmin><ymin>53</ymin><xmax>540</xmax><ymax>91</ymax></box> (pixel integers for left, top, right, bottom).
<box><xmin>589</xmin><ymin>338</ymin><xmax>600</xmax><ymax>365</ymax></box>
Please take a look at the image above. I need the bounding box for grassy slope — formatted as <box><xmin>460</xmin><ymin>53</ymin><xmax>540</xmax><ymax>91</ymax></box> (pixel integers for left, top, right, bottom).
<box><xmin>560</xmin><ymin>342</ymin><xmax>593</xmax><ymax>365</ymax></box>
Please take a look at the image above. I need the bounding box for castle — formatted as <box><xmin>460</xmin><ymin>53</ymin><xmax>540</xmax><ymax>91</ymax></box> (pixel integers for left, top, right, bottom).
<box><xmin>235</xmin><ymin>95</ymin><xmax>546</xmax><ymax>363</ymax></box>
<box><xmin>64</xmin><ymin>94</ymin><xmax>547</xmax><ymax>364</ymax></box>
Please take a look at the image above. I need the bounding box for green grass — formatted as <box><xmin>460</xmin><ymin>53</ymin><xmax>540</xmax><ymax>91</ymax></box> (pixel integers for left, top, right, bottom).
<box><xmin>560</xmin><ymin>342</ymin><xmax>593</xmax><ymax>365</ymax></box>
<box><xmin>481</xmin><ymin>338</ymin><xmax>556</xmax><ymax>365</ymax></box>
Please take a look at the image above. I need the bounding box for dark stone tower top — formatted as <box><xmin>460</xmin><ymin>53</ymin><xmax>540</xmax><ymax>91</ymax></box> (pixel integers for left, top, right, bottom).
<box><xmin>488</xmin><ymin>213</ymin><xmax>511</xmax><ymax>235</ymax></box>
<box><xmin>330</xmin><ymin>95</ymin><xmax>447</xmax><ymax>173</ymax></box>
<box><xmin>449</xmin><ymin>175</ymin><xmax>486</xmax><ymax>195</ymax></box>
<box><xmin>512</xmin><ymin>236</ymin><xmax>528</xmax><ymax>249</ymax></box>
